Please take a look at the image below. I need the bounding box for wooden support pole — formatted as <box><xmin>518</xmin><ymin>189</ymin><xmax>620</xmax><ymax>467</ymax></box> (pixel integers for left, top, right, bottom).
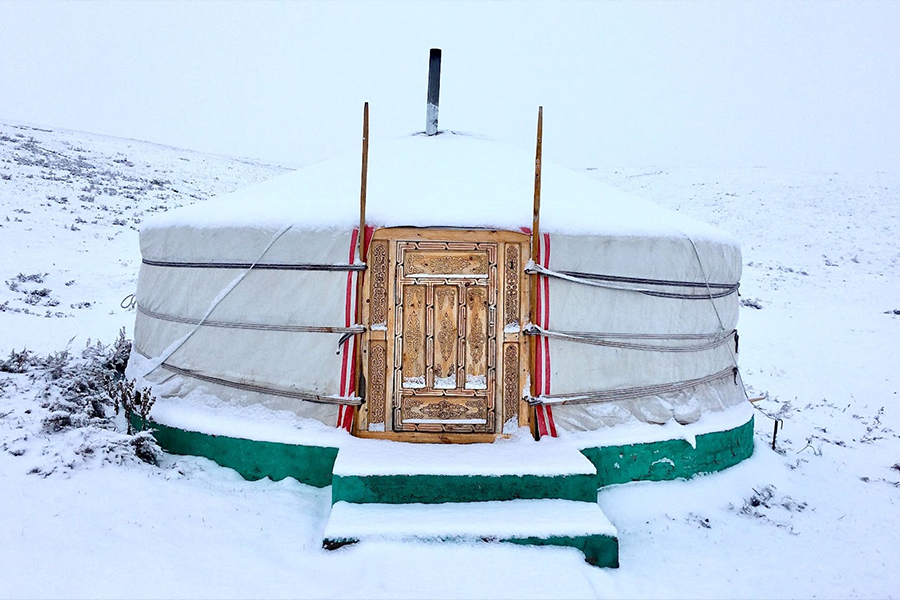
<box><xmin>359</xmin><ymin>101</ymin><xmax>369</xmax><ymax>263</ymax></box>
<box><xmin>529</xmin><ymin>106</ymin><xmax>543</xmax><ymax>438</ymax></box>
<box><xmin>532</xmin><ymin>106</ymin><xmax>542</xmax><ymax>263</ymax></box>
<box><xmin>350</xmin><ymin>102</ymin><xmax>370</xmax><ymax>433</ymax></box>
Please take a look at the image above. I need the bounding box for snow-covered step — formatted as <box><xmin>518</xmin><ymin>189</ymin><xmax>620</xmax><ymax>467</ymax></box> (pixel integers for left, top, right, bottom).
<box><xmin>331</xmin><ymin>440</ymin><xmax>598</xmax><ymax>504</ymax></box>
<box><xmin>323</xmin><ymin>499</ymin><xmax>619</xmax><ymax>567</ymax></box>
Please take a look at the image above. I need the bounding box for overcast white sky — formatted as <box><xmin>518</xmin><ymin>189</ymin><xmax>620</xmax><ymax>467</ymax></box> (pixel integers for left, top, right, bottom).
<box><xmin>1</xmin><ymin>1</ymin><xmax>898</xmax><ymax>172</ymax></box>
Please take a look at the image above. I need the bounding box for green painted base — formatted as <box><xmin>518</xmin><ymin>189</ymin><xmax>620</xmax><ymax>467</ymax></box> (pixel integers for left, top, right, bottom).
<box><xmin>507</xmin><ymin>534</ymin><xmax>619</xmax><ymax>568</ymax></box>
<box><xmin>135</xmin><ymin>414</ymin><xmax>754</xmax><ymax>492</ymax></box>
<box><xmin>580</xmin><ymin>416</ymin><xmax>755</xmax><ymax>487</ymax></box>
<box><xmin>134</xmin><ymin>417</ymin><xmax>338</xmax><ymax>488</ymax></box>
<box><xmin>332</xmin><ymin>472</ymin><xmax>598</xmax><ymax>504</ymax></box>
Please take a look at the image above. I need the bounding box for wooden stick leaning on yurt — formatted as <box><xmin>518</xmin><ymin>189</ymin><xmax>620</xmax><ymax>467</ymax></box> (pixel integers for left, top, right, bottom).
<box><xmin>530</xmin><ymin>106</ymin><xmax>543</xmax><ymax>439</ymax></box>
<box><xmin>359</xmin><ymin>101</ymin><xmax>369</xmax><ymax>268</ymax></box>
<box><xmin>348</xmin><ymin>102</ymin><xmax>369</xmax><ymax>433</ymax></box>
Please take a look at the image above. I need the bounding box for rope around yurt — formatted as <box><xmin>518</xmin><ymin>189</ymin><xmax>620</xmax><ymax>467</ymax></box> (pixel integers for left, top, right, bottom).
<box><xmin>135</xmin><ymin>304</ymin><xmax>364</xmax><ymax>348</ymax></box>
<box><xmin>526</xmin><ymin>233</ymin><xmax>747</xmax><ymax>411</ymax></box>
<box><xmin>524</xmin><ymin>262</ymin><xmax>739</xmax><ymax>299</ymax></box>
<box><xmin>523</xmin><ymin>324</ymin><xmax>737</xmax><ymax>353</ymax></box>
<box><xmin>133</xmin><ymin>348</ymin><xmax>361</xmax><ymax>406</ymax></box>
<box><xmin>131</xmin><ymin>226</ymin><xmax>363</xmax><ymax>407</ymax></box>
<box><xmin>527</xmin><ymin>367</ymin><xmax>738</xmax><ymax>406</ymax></box>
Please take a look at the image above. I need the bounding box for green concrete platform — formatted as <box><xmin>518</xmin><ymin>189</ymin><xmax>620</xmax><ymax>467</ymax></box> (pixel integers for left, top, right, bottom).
<box><xmin>581</xmin><ymin>416</ymin><xmax>755</xmax><ymax>487</ymax></box>
<box><xmin>133</xmin><ymin>417</ymin><xmax>338</xmax><ymax>487</ymax></box>
<box><xmin>323</xmin><ymin>499</ymin><xmax>619</xmax><ymax>568</ymax></box>
<box><xmin>330</xmin><ymin>439</ymin><xmax>599</xmax><ymax>504</ymax></box>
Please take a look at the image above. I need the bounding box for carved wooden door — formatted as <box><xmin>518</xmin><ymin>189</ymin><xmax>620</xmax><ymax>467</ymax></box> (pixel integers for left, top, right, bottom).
<box><xmin>393</xmin><ymin>240</ymin><xmax>497</xmax><ymax>433</ymax></box>
<box><xmin>359</xmin><ymin>229</ymin><xmax>528</xmax><ymax>442</ymax></box>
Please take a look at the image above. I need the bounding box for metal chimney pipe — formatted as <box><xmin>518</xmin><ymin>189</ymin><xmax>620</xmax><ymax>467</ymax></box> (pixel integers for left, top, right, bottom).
<box><xmin>426</xmin><ymin>48</ymin><xmax>441</xmax><ymax>136</ymax></box>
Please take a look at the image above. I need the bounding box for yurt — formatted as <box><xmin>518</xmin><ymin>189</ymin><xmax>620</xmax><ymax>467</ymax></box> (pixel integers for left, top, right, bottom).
<box><xmin>126</xmin><ymin>52</ymin><xmax>754</xmax><ymax>567</ymax></box>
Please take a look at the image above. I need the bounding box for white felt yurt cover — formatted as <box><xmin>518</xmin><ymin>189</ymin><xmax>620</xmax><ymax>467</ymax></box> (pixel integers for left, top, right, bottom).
<box><xmin>128</xmin><ymin>132</ymin><xmax>745</xmax><ymax>436</ymax></box>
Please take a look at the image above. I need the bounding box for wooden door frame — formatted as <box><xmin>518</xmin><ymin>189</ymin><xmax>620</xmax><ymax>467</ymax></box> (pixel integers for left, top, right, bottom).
<box><xmin>354</xmin><ymin>227</ymin><xmax>531</xmax><ymax>443</ymax></box>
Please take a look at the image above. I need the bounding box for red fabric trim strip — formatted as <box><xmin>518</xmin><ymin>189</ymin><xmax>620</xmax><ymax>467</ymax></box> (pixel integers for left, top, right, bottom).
<box><xmin>534</xmin><ymin>233</ymin><xmax>544</xmax><ymax>399</ymax></box>
<box><xmin>341</xmin><ymin>406</ymin><xmax>355</xmax><ymax>432</ymax></box>
<box><xmin>338</xmin><ymin>226</ymin><xmax>372</xmax><ymax>431</ymax></box>
<box><xmin>542</xmin><ymin>233</ymin><xmax>557</xmax><ymax>437</ymax></box>
<box><xmin>545</xmin><ymin>405</ymin><xmax>558</xmax><ymax>437</ymax></box>
<box><xmin>363</xmin><ymin>225</ymin><xmax>375</xmax><ymax>259</ymax></box>
<box><xmin>337</xmin><ymin>227</ymin><xmax>360</xmax><ymax>426</ymax></box>
<box><xmin>535</xmin><ymin>405</ymin><xmax>549</xmax><ymax>438</ymax></box>
<box><xmin>343</xmin><ymin>227</ymin><xmax>373</xmax><ymax>433</ymax></box>
<box><xmin>542</xmin><ymin>233</ymin><xmax>551</xmax><ymax>395</ymax></box>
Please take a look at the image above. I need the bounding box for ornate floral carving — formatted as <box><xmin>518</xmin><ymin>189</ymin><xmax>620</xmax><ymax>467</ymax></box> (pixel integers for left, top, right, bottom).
<box><xmin>465</xmin><ymin>398</ymin><xmax>487</xmax><ymax>418</ymax></box>
<box><xmin>467</xmin><ymin>288</ymin><xmax>487</xmax><ymax>365</ymax></box>
<box><xmin>436</xmin><ymin>287</ymin><xmax>455</xmax><ymax>311</ymax></box>
<box><xmin>369</xmin><ymin>343</ymin><xmax>386</xmax><ymax>424</ymax></box>
<box><xmin>403</xmin><ymin>287</ymin><xmax>423</xmax><ymax>378</ymax></box>
<box><xmin>435</xmin><ymin>287</ymin><xmax>456</xmax><ymax>365</ymax></box>
<box><xmin>370</xmin><ymin>241</ymin><xmax>388</xmax><ymax>324</ymax></box>
<box><xmin>420</xmin><ymin>399</ymin><xmax>469</xmax><ymax>420</ymax></box>
<box><xmin>504</xmin><ymin>245</ymin><xmax>519</xmax><ymax>326</ymax></box>
<box><xmin>438</xmin><ymin>318</ymin><xmax>454</xmax><ymax>364</ymax></box>
<box><xmin>405</xmin><ymin>253</ymin><xmax>488</xmax><ymax>276</ymax></box>
<box><xmin>503</xmin><ymin>344</ymin><xmax>519</xmax><ymax>423</ymax></box>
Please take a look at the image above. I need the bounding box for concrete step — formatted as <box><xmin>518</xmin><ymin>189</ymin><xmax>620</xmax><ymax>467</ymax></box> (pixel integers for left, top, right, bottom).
<box><xmin>323</xmin><ymin>499</ymin><xmax>619</xmax><ymax>568</ymax></box>
<box><xmin>331</xmin><ymin>439</ymin><xmax>599</xmax><ymax>504</ymax></box>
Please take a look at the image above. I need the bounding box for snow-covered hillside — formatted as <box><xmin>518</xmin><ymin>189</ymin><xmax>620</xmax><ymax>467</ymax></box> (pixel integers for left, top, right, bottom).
<box><xmin>0</xmin><ymin>121</ymin><xmax>288</xmax><ymax>354</ymax></box>
<box><xmin>1</xmin><ymin>125</ymin><xmax>898</xmax><ymax>599</ymax></box>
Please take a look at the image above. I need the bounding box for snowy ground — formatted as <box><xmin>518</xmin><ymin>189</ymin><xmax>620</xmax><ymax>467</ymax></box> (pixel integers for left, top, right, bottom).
<box><xmin>1</xmin><ymin>123</ymin><xmax>898</xmax><ymax>599</ymax></box>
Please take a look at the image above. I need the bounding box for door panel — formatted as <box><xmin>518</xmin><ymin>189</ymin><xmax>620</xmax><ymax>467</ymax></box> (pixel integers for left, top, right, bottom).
<box><xmin>432</xmin><ymin>285</ymin><xmax>459</xmax><ymax>389</ymax></box>
<box><xmin>358</xmin><ymin>229</ymin><xmax>529</xmax><ymax>441</ymax></box>
<box><xmin>400</xmin><ymin>284</ymin><xmax>427</xmax><ymax>388</ymax></box>
<box><xmin>394</xmin><ymin>241</ymin><xmax>496</xmax><ymax>433</ymax></box>
<box><xmin>464</xmin><ymin>286</ymin><xmax>488</xmax><ymax>389</ymax></box>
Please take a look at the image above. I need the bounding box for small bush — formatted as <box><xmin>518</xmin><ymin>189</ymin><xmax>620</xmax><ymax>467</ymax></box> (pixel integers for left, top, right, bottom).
<box><xmin>13</xmin><ymin>329</ymin><xmax>163</xmax><ymax>468</ymax></box>
<box><xmin>0</xmin><ymin>348</ymin><xmax>38</xmax><ymax>373</ymax></box>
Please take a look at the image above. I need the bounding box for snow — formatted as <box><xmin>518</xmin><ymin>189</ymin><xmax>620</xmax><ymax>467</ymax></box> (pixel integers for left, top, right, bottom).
<box><xmin>140</xmin><ymin>390</ymin><xmax>348</xmax><ymax>449</ymax></box>
<box><xmin>402</xmin><ymin>376</ymin><xmax>425</xmax><ymax>389</ymax></box>
<box><xmin>2</xmin><ymin>124</ymin><xmax>899</xmax><ymax>599</ymax></box>
<box><xmin>564</xmin><ymin>402</ymin><xmax>754</xmax><ymax>450</ymax></box>
<box><xmin>325</xmin><ymin>499</ymin><xmax>618</xmax><ymax>540</ymax></box>
<box><xmin>333</xmin><ymin>436</ymin><xmax>596</xmax><ymax>477</ymax></box>
<box><xmin>433</xmin><ymin>375</ymin><xmax>456</xmax><ymax>389</ymax></box>
<box><xmin>504</xmin><ymin>322</ymin><xmax>520</xmax><ymax>333</ymax></box>
<box><xmin>465</xmin><ymin>374</ymin><xmax>487</xmax><ymax>390</ymax></box>
<box><xmin>143</xmin><ymin>133</ymin><xmax>737</xmax><ymax>245</ymax></box>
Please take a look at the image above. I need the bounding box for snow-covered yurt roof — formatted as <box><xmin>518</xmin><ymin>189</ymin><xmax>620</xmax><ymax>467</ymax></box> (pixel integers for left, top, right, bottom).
<box><xmin>144</xmin><ymin>132</ymin><xmax>734</xmax><ymax>246</ymax></box>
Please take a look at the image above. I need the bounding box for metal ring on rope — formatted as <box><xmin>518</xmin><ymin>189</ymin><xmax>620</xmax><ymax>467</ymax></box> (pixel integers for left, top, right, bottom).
<box><xmin>526</xmin><ymin>367</ymin><xmax>738</xmax><ymax>406</ymax></box>
<box><xmin>134</xmin><ymin>348</ymin><xmax>362</xmax><ymax>406</ymax></box>
<box><xmin>523</xmin><ymin>324</ymin><xmax>737</xmax><ymax>353</ymax></box>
